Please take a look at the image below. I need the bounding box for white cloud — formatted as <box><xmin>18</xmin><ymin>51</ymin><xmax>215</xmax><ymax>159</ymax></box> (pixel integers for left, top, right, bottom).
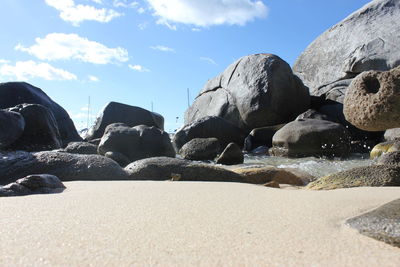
<box><xmin>0</xmin><ymin>60</ymin><xmax>77</xmax><ymax>81</ymax></box>
<box><xmin>200</xmin><ymin>57</ymin><xmax>217</xmax><ymax>65</ymax></box>
<box><xmin>145</xmin><ymin>0</ymin><xmax>268</xmax><ymax>28</ymax></box>
<box><xmin>129</xmin><ymin>64</ymin><xmax>150</xmax><ymax>72</ymax></box>
<box><xmin>138</xmin><ymin>22</ymin><xmax>148</xmax><ymax>30</ymax></box>
<box><xmin>16</xmin><ymin>33</ymin><xmax>129</xmax><ymax>64</ymax></box>
<box><xmin>91</xmin><ymin>0</ymin><xmax>103</xmax><ymax>4</ymax></box>
<box><xmin>150</xmin><ymin>45</ymin><xmax>175</xmax><ymax>52</ymax></box>
<box><xmin>88</xmin><ymin>75</ymin><xmax>99</xmax><ymax>82</ymax></box>
<box><xmin>113</xmin><ymin>0</ymin><xmax>138</xmax><ymax>8</ymax></box>
<box><xmin>45</xmin><ymin>0</ymin><xmax>122</xmax><ymax>26</ymax></box>
<box><xmin>0</xmin><ymin>59</ymin><xmax>10</xmax><ymax>64</ymax></box>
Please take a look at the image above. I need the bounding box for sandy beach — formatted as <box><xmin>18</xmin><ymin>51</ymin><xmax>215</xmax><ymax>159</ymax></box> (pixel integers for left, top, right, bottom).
<box><xmin>1</xmin><ymin>181</ymin><xmax>399</xmax><ymax>266</ymax></box>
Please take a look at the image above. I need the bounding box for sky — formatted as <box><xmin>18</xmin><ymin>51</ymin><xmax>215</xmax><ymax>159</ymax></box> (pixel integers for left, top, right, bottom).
<box><xmin>0</xmin><ymin>0</ymin><xmax>372</xmax><ymax>132</ymax></box>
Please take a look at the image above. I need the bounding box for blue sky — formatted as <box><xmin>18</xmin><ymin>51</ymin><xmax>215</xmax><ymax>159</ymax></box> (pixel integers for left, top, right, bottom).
<box><xmin>0</xmin><ymin>0</ymin><xmax>371</xmax><ymax>132</ymax></box>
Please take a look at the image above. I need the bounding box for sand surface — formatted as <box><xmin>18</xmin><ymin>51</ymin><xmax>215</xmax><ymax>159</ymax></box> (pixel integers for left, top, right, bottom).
<box><xmin>1</xmin><ymin>181</ymin><xmax>400</xmax><ymax>266</ymax></box>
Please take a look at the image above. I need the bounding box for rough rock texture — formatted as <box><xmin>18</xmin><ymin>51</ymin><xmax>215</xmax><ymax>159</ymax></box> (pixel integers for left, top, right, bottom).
<box><xmin>370</xmin><ymin>141</ymin><xmax>400</xmax><ymax>159</ymax></box>
<box><xmin>185</xmin><ymin>54</ymin><xmax>310</xmax><ymax>131</ymax></box>
<box><xmin>0</xmin><ymin>110</ymin><xmax>25</xmax><ymax>149</ymax></box>
<box><xmin>307</xmin><ymin>165</ymin><xmax>400</xmax><ymax>190</ymax></box>
<box><xmin>270</xmin><ymin>119</ymin><xmax>350</xmax><ymax>158</ymax></box>
<box><xmin>104</xmin><ymin>151</ymin><xmax>131</xmax><ymax>167</ymax></box>
<box><xmin>377</xmin><ymin>151</ymin><xmax>400</xmax><ymax>165</ymax></box>
<box><xmin>0</xmin><ymin>151</ymin><xmax>128</xmax><ymax>185</ymax></box>
<box><xmin>125</xmin><ymin>157</ymin><xmax>243</xmax><ymax>182</ymax></box>
<box><xmin>344</xmin><ymin>67</ymin><xmax>400</xmax><ymax>131</ymax></box>
<box><xmin>216</xmin><ymin>143</ymin><xmax>244</xmax><ymax>165</ymax></box>
<box><xmin>173</xmin><ymin>116</ymin><xmax>246</xmax><ymax>151</ymax></box>
<box><xmin>62</xmin><ymin>142</ymin><xmax>98</xmax><ymax>155</ymax></box>
<box><xmin>232</xmin><ymin>166</ymin><xmax>304</xmax><ymax>186</ymax></box>
<box><xmin>0</xmin><ymin>174</ymin><xmax>65</xmax><ymax>197</ymax></box>
<box><xmin>295</xmin><ymin>109</ymin><xmax>333</xmax><ymax>122</ymax></box>
<box><xmin>179</xmin><ymin>138</ymin><xmax>220</xmax><ymax>161</ymax></box>
<box><xmin>7</xmin><ymin>104</ymin><xmax>63</xmax><ymax>151</ymax></box>
<box><xmin>346</xmin><ymin>199</ymin><xmax>400</xmax><ymax>248</ymax></box>
<box><xmin>293</xmin><ymin>0</ymin><xmax>400</xmax><ymax>99</ymax></box>
<box><xmin>98</xmin><ymin>123</ymin><xmax>175</xmax><ymax>163</ymax></box>
<box><xmin>85</xmin><ymin>102</ymin><xmax>164</xmax><ymax>141</ymax></box>
<box><xmin>0</xmin><ymin>82</ymin><xmax>81</xmax><ymax>145</ymax></box>
<box><xmin>384</xmin><ymin>128</ymin><xmax>400</xmax><ymax>141</ymax></box>
<box><xmin>243</xmin><ymin>124</ymin><xmax>285</xmax><ymax>151</ymax></box>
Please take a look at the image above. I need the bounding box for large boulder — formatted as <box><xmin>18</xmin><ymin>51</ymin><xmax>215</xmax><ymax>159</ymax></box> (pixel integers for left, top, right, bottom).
<box><xmin>7</xmin><ymin>104</ymin><xmax>63</xmax><ymax>151</ymax></box>
<box><xmin>173</xmin><ymin>116</ymin><xmax>246</xmax><ymax>151</ymax></box>
<box><xmin>85</xmin><ymin>102</ymin><xmax>164</xmax><ymax>141</ymax></box>
<box><xmin>0</xmin><ymin>151</ymin><xmax>128</xmax><ymax>185</ymax></box>
<box><xmin>98</xmin><ymin>123</ymin><xmax>175</xmax><ymax>163</ymax></box>
<box><xmin>0</xmin><ymin>82</ymin><xmax>81</xmax><ymax>145</ymax></box>
<box><xmin>215</xmin><ymin>143</ymin><xmax>244</xmax><ymax>165</ymax></box>
<box><xmin>0</xmin><ymin>110</ymin><xmax>25</xmax><ymax>149</ymax></box>
<box><xmin>344</xmin><ymin>66</ymin><xmax>400</xmax><ymax>131</ymax></box>
<box><xmin>178</xmin><ymin>138</ymin><xmax>220</xmax><ymax>161</ymax></box>
<box><xmin>124</xmin><ymin>157</ymin><xmax>243</xmax><ymax>182</ymax></box>
<box><xmin>62</xmin><ymin>142</ymin><xmax>98</xmax><ymax>155</ymax></box>
<box><xmin>243</xmin><ymin>124</ymin><xmax>286</xmax><ymax>151</ymax></box>
<box><xmin>270</xmin><ymin>119</ymin><xmax>351</xmax><ymax>158</ymax></box>
<box><xmin>185</xmin><ymin>54</ymin><xmax>310</xmax><ymax>131</ymax></box>
<box><xmin>293</xmin><ymin>0</ymin><xmax>400</xmax><ymax>100</ymax></box>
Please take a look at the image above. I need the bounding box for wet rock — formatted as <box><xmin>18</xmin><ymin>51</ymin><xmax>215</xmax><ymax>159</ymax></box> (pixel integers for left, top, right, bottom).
<box><xmin>63</xmin><ymin>142</ymin><xmax>98</xmax><ymax>155</ymax></box>
<box><xmin>377</xmin><ymin>151</ymin><xmax>400</xmax><ymax>165</ymax></box>
<box><xmin>98</xmin><ymin>123</ymin><xmax>175</xmax><ymax>163</ymax></box>
<box><xmin>370</xmin><ymin>141</ymin><xmax>400</xmax><ymax>159</ymax></box>
<box><xmin>0</xmin><ymin>110</ymin><xmax>25</xmax><ymax>149</ymax></box>
<box><xmin>125</xmin><ymin>157</ymin><xmax>243</xmax><ymax>182</ymax></box>
<box><xmin>186</xmin><ymin>54</ymin><xmax>310</xmax><ymax>131</ymax></box>
<box><xmin>346</xmin><ymin>198</ymin><xmax>400</xmax><ymax>248</ymax></box>
<box><xmin>233</xmin><ymin>166</ymin><xmax>304</xmax><ymax>185</ymax></box>
<box><xmin>179</xmin><ymin>138</ymin><xmax>220</xmax><ymax>161</ymax></box>
<box><xmin>216</xmin><ymin>143</ymin><xmax>244</xmax><ymax>165</ymax></box>
<box><xmin>294</xmin><ymin>0</ymin><xmax>400</xmax><ymax>98</ymax></box>
<box><xmin>0</xmin><ymin>174</ymin><xmax>65</xmax><ymax>197</ymax></box>
<box><xmin>7</xmin><ymin>104</ymin><xmax>62</xmax><ymax>151</ymax></box>
<box><xmin>243</xmin><ymin>124</ymin><xmax>285</xmax><ymax>151</ymax></box>
<box><xmin>270</xmin><ymin>119</ymin><xmax>350</xmax><ymax>158</ymax></box>
<box><xmin>0</xmin><ymin>151</ymin><xmax>128</xmax><ymax>185</ymax></box>
<box><xmin>85</xmin><ymin>102</ymin><xmax>164</xmax><ymax>141</ymax></box>
<box><xmin>173</xmin><ymin>116</ymin><xmax>246</xmax><ymax>151</ymax></box>
<box><xmin>344</xmin><ymin>66</ymin><xmax>400</xmax><ymax>131</ymax></box>
<box><xmin>307</xmin><ymin>165</ymin><xmax>400</xmax><ymax>190</ymax></box>
<box><xmin>0</xmin><ymin>82</ymin><xmax>81</xmax><ymax>146</ymax></box>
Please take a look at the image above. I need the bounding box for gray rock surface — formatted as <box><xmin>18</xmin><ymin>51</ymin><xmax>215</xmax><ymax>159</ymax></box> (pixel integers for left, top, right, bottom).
<box><xmin>0</xmin><ymin>174</ymin><xmax>65</xmax><ymax>197</ymax></box>
<box><xmin>125</xmin><ymin>157</ymin><xmax>243</xmax><ymax>182</ymax></box>
<box><xmin>7</xmin><ymin>104</ymin><xmax>63</xmax><ymax>151</ymax></box>
<box><xmin>85</xmin><ymin>102</ymin><xmax>164</xmax><ymax>140</ymax></box>
<box><xmin>0</xmin><ymin>151</ymin><xmax>128</xmax><ymax>185</ymax></box>
<box><xmin>384</xmin><ymin>128</ymin><xmax>400</xmax><ymax>141</ymax></box>
<box><xmin>173</xmin><ymin>116</ymin><xmax>246</xmax><ymax>151</ymax></box>
<box><xmin>0</xmin><ymin>110</ymin><xmax>25</xmax><ymax>149</ymax></box>
<box><xmin>98</xmin><ymin>123</ymin><xmax>175</xmax><ymax>163</ymax></box>
<box><xmin>216</xmin><ymin>143</ymin><xmax>244</xmax><ymax>165</ymax></box>
<box><xmin>0</xmin><ymin>82</ymin><xmax>81</xmax><ymax>146</ymax></box>
<box><xmin>243</xmin><ymin>124</ymin><xmax>286</xmax><ymax>151</ymax></box>
<box><xmin>377</xmin><ymin>151</ymin><xmax>400</xmax><ymax>165</ymax></box>
<box><xmin>295</xmin><ymin>109</ymin><xmax>333</xmax><ymax>122</ymax></box>
<box><xmin>186</xmin><ymin>54</ymin><xmax>310</xmax><ymax>130</ymax></box>
<box><xmin>346</xmin><ymin>198</ymin><xmax>400</xmax><ymax>248</ymax></box>
<box><xmin>344</xmin><ymin>66</ymin><xmax>400</xmax><ymax>131</ymax></box>
<box><xmin>179</xmin><ymin>138</ymin><xmax>220</xmax><ymax>161</ymax></box>
<box><xmin>62</xmin><ymin>142</ymin><xmax>98</xmax><ymax>155</ymax></box>
<box><xmin>293</xmin><ymin>0</ymin><xmax>400</xmax><ymax>98</ymax></box>
<box><xmin>270</xmin><ymin>119</ymin><xmax>350</xmax><ymax>158</ymax></box>
<box><xmin>104</xmin><ymin>151</ymin><xmax>131</xmax><ymax>167</ymax></box>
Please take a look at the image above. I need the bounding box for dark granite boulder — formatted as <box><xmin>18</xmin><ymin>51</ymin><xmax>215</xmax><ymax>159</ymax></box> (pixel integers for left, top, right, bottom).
<box><xmin>125</xmin><ymin>157</ymin><xmax>243</xmax><ymax>182</ymax></box>
<box><xmin>7</xmin><ymin>104</ymin><xmax>62</xmax><ymax>151</ymax></box>
<box><xmin>243</xmin><ymin>124</ymin><xmax>285</xmax><ymax>151</ymax></box>
<box><xmin>98</xmin><ymin>123</ymin><xmax>175</xmax><ymax>163</ymax></box>
<box><xmin>0</xmin><ymin>174</ymin><xmax>65</xmax><ymax>197</ymax></box>
<box><xmin>179</xmin><ymin>138</ymin><xmax>220</xmax><ymax>161</ymax></box>
<box><xmin>0</xmin><ymin>110</ymin><xmax>25</xmax><ymax>149</ymax></box>
<box><xmin>216</xmin><ymin>143</ymin><xmax>244</xmax><ymax>165</ymax></box>
<box><xmin>185</xmin><ymin>54</ymin><xmax>310</xmax><ymax>131</ymax></box>
<box><xmin>63</xmin><ymin>142</ymin><xmax>98</xmax><ymax>155</ymax></box>
<box><xmin>346</xmin><ymin>199</ymin><xmax>400</xmax><ymax>248</ymax></box>
<box><xmin>293</xmin><ymin>0</ymin><xmax>400</xmax><ymax>100</ymax></box>
<box><xmin>85</xmin><ymin>102</ymin><xmax>164</xmax><ymax>141</ymax></box>
<box><xmin>0</xmin><ymin>82</ymin><xmax>81</xmax><ymax>146</ymax></box>
<box><xmin>0</xmin><ymin>151</ymin><xmax>128</xmax><ymax>185</ymax></box>
<box><xmin>173</xmin><ymin>116</ymin><xmax>246</xmax><ymax>151</ymax></box>
<box><xmin>270</xmin><ymin>119</ymin><xmax>351</xmax><ymax>158</ymax></box>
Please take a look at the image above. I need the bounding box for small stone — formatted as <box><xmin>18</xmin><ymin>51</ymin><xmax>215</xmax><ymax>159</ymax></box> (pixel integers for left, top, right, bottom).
<box><xmin>216</xmin><ymin>143</ymin><xmax>244</xmax><ymax>165</ymax></box>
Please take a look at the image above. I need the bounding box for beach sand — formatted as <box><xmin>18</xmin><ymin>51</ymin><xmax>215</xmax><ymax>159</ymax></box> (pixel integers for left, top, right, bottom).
<box><xmin>1</xmin><ymin>181</ymin><xmax>399</xmax><ymax>266</ymax></box>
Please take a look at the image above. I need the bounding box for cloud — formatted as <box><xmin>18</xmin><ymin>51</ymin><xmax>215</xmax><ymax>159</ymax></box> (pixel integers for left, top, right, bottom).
<box><xmin>200</xmin><ymin>57</ymin><xmax>217</xmax><ymax>65</ymax></box>
<box><xmin>129</xmin><ymin>64</ymin><xmax>150</xmax><ymax>72</ymax></box>
<box><xmin>138</xmin><ymin>22</ymin><xmax>148</xmax><ymax>30</ymax></box>
<box><xmin>45</xmin><ymin>0</ymin><xmax>122</xmax><ymax>26</ymax></box>
<box><xmin>88</xmin><ymin>75</ymin><xmax>99</xmax><ymax>82</ymax></box>
<box><xmin>145</xmin><ymin>0</ymin><xmax>268</xmax><ymax>28</ymax></box>
<box><xmin>16</xmin><ymin>33</ymin><xmax>129</xmax><ymax>64</ymax></box>
<box><xmin>0</xmin><ymin>60</ymin><xmax>77</xmax><ymax>81</ymax></box>
<box><xmin>150</xmin><ymin>45</ymin><xmax>175</xmax><ymax>52</ymax></box>
<box><xmin>113</xmin><ymin>0</ymin><xmax>139</xmax><ymax>8</ymax></box>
